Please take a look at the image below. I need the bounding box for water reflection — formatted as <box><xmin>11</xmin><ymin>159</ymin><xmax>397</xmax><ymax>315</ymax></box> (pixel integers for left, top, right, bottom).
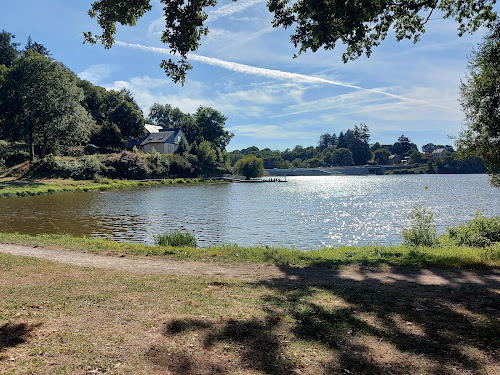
<box><xmin>1</xmin><ymin>175</ymin><xmax>499</xmax><ymax>249</ymax></box>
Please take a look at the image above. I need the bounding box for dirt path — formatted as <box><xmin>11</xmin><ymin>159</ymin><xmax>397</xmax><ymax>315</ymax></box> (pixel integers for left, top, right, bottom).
<box><xmin>1</xmin><ymin>243</ymin><xmax>500</xmax><ymax>291</ymax></box>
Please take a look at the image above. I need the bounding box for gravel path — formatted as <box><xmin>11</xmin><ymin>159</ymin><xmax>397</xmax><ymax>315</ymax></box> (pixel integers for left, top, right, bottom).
<box><xmin>1</xmin><ymin>243</ymin><xmax>500</xmax><ymax>291</ymax></box>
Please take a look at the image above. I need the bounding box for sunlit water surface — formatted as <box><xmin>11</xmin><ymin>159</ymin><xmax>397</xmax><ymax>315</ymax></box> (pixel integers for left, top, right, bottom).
<box><xmin>1</xmin><ymin>175</ymin><xmax>499</xmax><ymax>249</ymax></box>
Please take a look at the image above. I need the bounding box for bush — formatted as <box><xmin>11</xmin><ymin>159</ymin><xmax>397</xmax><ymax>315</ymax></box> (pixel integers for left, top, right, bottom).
<box><xmin>447</xmin><ymin>212</ymin><xmax>500</xmax><ymax>247</ymax></box>
<box><xmin>146</xmin><ymin>149</ymin><xmax>170</xmax><ymax>178</ymax></box>
<box><xmin>402</xmin><ymin>204</ymin><xmax>438</xmax><ymax>246</ymax></box>
<box><xmin>234</xmin><ymin>154</ymin><xmax>264</xmax><ymax>179</ymax></box>
<box><xmin>166</xmin><ymin>154</ymin><xmax>194</xmax><ymax>178</ymax></box>
<box><xmin>0</xmin><ymin>142</ymin><xmax>30</xmax><ymax>167</ymax></box>
<box><xmin>154</xmin><ymin>230</ymin><xmax>197</xmax><ymax>247</ymax></box>
<box><xmin>105</xmin><ymin>151</ymin><xmax>148</xmax><ymax>179</ymax></box>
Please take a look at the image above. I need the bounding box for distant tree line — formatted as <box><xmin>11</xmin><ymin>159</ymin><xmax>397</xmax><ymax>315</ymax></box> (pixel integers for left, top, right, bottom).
<box><xmin>228</xmin><ymin>125</ymin><xmax>486</xmax><ymax>174</ymax></box>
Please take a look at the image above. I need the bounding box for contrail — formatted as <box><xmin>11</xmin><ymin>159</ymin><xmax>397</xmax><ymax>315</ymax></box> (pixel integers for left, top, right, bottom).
<box><xmin>115</xmin><ymin>41</ymin><xmax>460</xmax><ymax>112</ymax></box>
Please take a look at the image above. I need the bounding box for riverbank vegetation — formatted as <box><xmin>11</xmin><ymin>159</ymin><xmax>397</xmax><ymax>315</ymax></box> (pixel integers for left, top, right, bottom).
<box><xmin>0</xmin><ymin>177</ymin><xmax>224</xmax><ymax>198</ymax></box>
<box><xmin>0</xmin><ymin>232</ymin><xmax>498</xmax><ymax>269</ymax></box>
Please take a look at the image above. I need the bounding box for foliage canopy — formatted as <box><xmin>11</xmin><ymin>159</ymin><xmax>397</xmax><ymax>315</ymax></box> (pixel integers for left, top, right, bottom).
<box><xmin>85</xmin><ymin>0</ymin><xmax>498</xmax><ymax>83</ymax></box>
<box><xmin>459</xmin><ymin>22</ymin><xmax>500</xmax><ymax>186</ymax></box>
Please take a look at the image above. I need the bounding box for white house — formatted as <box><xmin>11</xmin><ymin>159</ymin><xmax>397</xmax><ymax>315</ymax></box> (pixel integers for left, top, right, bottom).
<box><xmin>432</xmin><ymin>148</ymin><xmax>450</xmax><ymax>158</ymax></box>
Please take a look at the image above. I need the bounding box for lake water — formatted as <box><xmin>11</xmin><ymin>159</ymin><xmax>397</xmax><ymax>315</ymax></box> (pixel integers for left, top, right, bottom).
<box><xmin>1</xmin><ymin>175</ymin><xmax>499</xmax><ymax>249</ymax></box>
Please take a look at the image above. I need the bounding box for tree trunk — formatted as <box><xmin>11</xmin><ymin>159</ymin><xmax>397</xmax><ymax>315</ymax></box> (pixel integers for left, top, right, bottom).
<box><xmin>28</xmin><ymin>132</ymin><xmax>34</xmax><ymax>162</ymax></box>
<box><xmin>40</xmin><ymin>136</ymin><xmax>48</xmax><ymax>159</ymax></box>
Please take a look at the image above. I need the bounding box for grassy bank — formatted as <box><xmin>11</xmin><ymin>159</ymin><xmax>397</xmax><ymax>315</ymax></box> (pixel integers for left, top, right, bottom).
<box><xmin>1</xmin><ymin>232</ymin><xmax>499</xmax><ymax>269</ymax></box>
<box><xmin>1</xmin><ymin>249</ymin><xmax>499</xmax><ymax>374</ymax></box>
<box><xmin>0</xmin><ymin>177</ymin><xmax>227</xmax><ymax>198</ymax></box>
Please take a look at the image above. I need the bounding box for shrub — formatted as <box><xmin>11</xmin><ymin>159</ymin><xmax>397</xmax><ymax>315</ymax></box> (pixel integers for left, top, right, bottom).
<box><xmin>146</xmin><ymin>149</ymin><xmax>170</xmax><ymax>178</ymax></box>
<box><xmin>105</xmin><ymin>151</ymin><xmax>148</xmax><ymax>179</ymax></box>
<box><xmin>402</xmin><ymin>204</ymin><xmax>438</xmax><ymax>246</ymax></box>
<box><xmin>166</xmin><ymin>153</ymin><xmax>193</xmax><ymax>178</ymax></box>
<box><xmin>80</xmin><ymin>155</ymin><xmax>107</xmax><ymax>179</ymax></box>
<box><xmin>154</xmin><ymin>230</ymin><xmax>197</xmax><ymax>247</ymax></box>
<box><xmin>0</xmin><ymin>142</ymin><xmax>30</xmax><ymax>167</ymax></box>
<box><xmin>64</xmin><ymin>146</ymin><xmax>85</xmax><ymax>157</ymax></box>
<box><xmin>447</xmin><ymin>212</ymin><xmax>500</xmax><ymax>247</ymax></box>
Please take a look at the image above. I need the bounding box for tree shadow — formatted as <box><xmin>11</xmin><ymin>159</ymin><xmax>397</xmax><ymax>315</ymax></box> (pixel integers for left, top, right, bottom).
<box><xmin>256</xmin><ymin>265</ymin><xmax>500</xmax><ymax>374</ymax></box>
<box><xmin>0</xmin><ymin>322</ymin><xmax>40</xmax><ymax>360</ymax></box>
<box><xmin>148</xmin><ymin>316</ymin><xmax>295</xmax><ymax>374</ymax></box>
<box><xmin>146</xmin><ymin>266</ymin><xmax>499</xmax><ymax>374</ymax></box>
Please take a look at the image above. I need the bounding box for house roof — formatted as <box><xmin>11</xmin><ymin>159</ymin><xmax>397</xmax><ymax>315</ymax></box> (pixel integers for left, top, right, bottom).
<box><xmin>144</xmin><ymin>124</ymin><xmax>163</xmax><ymax>133</ymax></box>
<box><xmin>432</xmin><ymin>148</ymin><xmax>448</xmax><ymax>155</ymax></box>
<box><xmin>139</xmin><ymin>128</ymin><xmax>183</xmax><ymax>146</ymax></box>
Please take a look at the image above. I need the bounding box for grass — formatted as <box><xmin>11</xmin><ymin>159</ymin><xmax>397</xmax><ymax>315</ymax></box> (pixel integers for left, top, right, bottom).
<box><xmin>0</xmin><ymin>250</ymin><xmax>498</xmax><ymax>374</ymax></box>
<box><xmin>0</xmin><ymin>178</ymin><xmax>227</xmax><ymax>198</ymax></box>
<box><xmin>0</xmin><ymin>232</ymin><xmax>499</xmax><ymax>269</ymax></box>
<box><xmin>154</xmin><ymin>230</ymin><xmax>197</xmax><ymax>247</ymax></box>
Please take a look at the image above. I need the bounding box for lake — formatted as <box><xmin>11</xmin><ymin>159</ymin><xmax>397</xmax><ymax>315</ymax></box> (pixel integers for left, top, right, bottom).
<box><xmin>1</xmin><ymin>174</ymin><xmax>499</xmax><ymax>249</ymax></box>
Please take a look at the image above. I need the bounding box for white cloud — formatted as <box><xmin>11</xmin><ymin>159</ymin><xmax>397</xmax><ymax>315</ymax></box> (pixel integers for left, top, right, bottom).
<box><xmin>147</xmin><ymin>17</ymin><xmax>164</xmax><ymax>37</ymax></box>
<box><xmin>208</xmin><ymin>0</ymin><xmax>267</xmax><ymax>22</ymax></box>
<box><xmin>115</xmin><ymin>41</ymin><xmax>461</xmax><ymax>114</ymax></box>
<box><xmin>78</xmin><ymin>64</ymin><xmax>114</xmax><ymax>84</ymax></box>
<box><xmin>229</xmin><ymin>125</ymin><xmax>313</xmax><ymax>139</ymax></box>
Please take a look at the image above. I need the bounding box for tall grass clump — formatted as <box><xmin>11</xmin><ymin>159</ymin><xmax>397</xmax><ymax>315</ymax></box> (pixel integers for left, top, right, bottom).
<box><xmin>154</xmin><ymin>230</ymin><xmax>197</xmax><ymax>247</ymax></box>
<box><xmin>447</xmin><ymin>211</ymin><xmax>500</xmax><ymax>247</ymax></box>
<box><xmin>402</xmin><ymin>204</ymin><xmax>438</xmax><ymax>246</ymax></box>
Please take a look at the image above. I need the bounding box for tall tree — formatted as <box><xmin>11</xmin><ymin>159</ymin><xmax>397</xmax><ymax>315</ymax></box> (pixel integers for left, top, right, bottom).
<box><xmin>391</xmin><ymin>135</ymin><xmax>418</xmax><ymax>156</ymax></box>
<box><xmin>85</xmin><ymin>1</ymin><xmax>498</xmax><ymax>83</ymax></box>
<box><xmin>0</xmin><ymin>30</ymin><xmax>19</xmax><ymax>67</ymax></box>
<box><xmin>23</xmin><ymin>36</ymin><xmax>51</xmax><ymax>56</ymax></box>
<box><xmin>0</xmin><ymin>52</ymin><xmax>93</xmax><ymax>160</ymax></box>
<box><xmin>148</xmin><ymin>103</ymin><xmax>198</xmax><ymax>143</ymax></box>
<box><xmin>459</xmin><ymin>22</ymin><xmax>500</xmax><ymax>186</ymax></box>
<box><xmin>194</xmin><ymin>106</ymin><xmax>233</xmax><ymax>150</ymax></box>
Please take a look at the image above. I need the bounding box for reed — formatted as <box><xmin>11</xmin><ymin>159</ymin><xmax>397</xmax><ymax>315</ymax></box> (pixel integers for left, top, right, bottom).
<box><xmin>154</xmin><ymin>230</ymin><xmax>197</xmax><ymax>247</ymax></box>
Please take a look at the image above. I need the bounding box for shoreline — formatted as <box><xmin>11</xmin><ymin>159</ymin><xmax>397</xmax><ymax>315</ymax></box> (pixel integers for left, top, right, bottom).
<box><xmin>0</xmin><ymin>177</ymin><xmax>229</xmax><ymax>198</ymax></box>
<box><xmin>0</xmin><ymin>232</ymin><xmax>498</xmax><ymax>269</ymax></box>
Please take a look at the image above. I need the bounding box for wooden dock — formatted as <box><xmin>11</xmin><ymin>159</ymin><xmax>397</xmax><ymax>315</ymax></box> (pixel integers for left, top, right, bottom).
<box><xmin>223</xmin><ymin>176</ymin><xmax>287</xmax><ymax>183</ymax></box>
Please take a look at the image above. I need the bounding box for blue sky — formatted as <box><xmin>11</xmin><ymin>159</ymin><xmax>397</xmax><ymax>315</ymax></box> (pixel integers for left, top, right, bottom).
<box><xmin>1</xmin><ymin>0</ymin><xmax>495</xmax><ymax>151</ymax></box>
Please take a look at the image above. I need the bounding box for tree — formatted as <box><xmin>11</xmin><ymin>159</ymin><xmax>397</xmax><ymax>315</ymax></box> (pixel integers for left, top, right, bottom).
<box><xmin>422</xmin><ymin>143</ymin><xmax>438</xmax><ymax>154</ymax></box>
<box><xmin>459</xmin><ymin>22</ymin><xmax>500</xmax><ymax>186</ymax></box>
<box><xmin>0</xmin><ymin>30</ymin><xmax>19</xmax><ymax>68</ymax></box>
<box><xmin>345</xmin><ymin>124</ymin><xmax>371</xmax><ymax>165</ymax></box>
<box><xmin>373</xmin><ymin>148</ymin><xmax>391</xmax><ymax>165</ymax></box>
<box><xmin>23</xmin><ymin>36</ymin><xmax>51</xmax><ymax>56</ymax></box>
<box><xmin>196</xmin><ymin>140</ymin><xmax>217</xmax><ymax>175</ymax></box>
<box><xmin>85</xmin><ymin>0</ymin><xmax>498</xmax><ymax>83</ymax></box>
<box><xmin>234</xmin><ymin>154</ymin><xmax>264</xmax><ymax>179</ymax></box>
<box><xmin>194</xmin><ymin>106</ymin><xmax>233</xmax><ymax>150</ymax></box>
<box><xmin>409</xmin><ymin>150</ymin><xmax>425</xmax><ymax>164</ymax></box>
<box><xmin>391</xmin><ymin>135</ymin><xmax>418</xmax><ymax>156</ymax></box>
<box><xmin>0</xmin><ymin>52</ymin><xmax>93</xmax><ymax>160</ymax></box>
<box><xmin>99</xmin><ymin>121</ymin><xmax>124</xmax><ymax>150</ymax></box>
<box><xmin>323</xmin><ymin>147</ymin><xmax>354</xmax><ymax>166</ymax></box>
<box><xmin>148</xmin><ymin>103</ymin><xmax>198</xmax><ymax>143</ymax></box>
<box><xmin>107</xmin><ymin>89</ymin><xmax>146</xmax><ymax>140</ymax></box>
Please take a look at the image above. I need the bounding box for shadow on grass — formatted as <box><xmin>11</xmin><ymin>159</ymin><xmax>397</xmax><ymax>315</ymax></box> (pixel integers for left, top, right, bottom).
<box><xmin>258</xmin><ymin>266</ymin><xmax>500</xmax><ymax>374</ymax></box>
<box><xmin>0</xmin><ymin>323</ymin><xmax>41</xmax><ymax>360</ymax></box>
<box><xmin>149</xmin><ymin>316</ymin><xmax>294</xmax><ymax>375</ymax></box>
<box><xmin>148</xmin><ymin>266</ymin><xmax>500</xmax><ymax>374</ymax></box>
